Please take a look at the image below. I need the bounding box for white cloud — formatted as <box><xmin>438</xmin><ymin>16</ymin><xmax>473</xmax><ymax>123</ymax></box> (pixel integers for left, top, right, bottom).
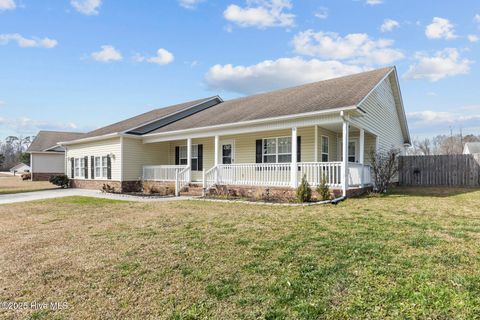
<box><xmin>425</xmin><ymin>17</ymin><xmax>457</xmax><ymax>40</ymax></box>
<box><xmin>314</xmin><ymin>7</ymin><xmax>328</xmax><ymax>20</ymax></box>
<box><xmin>468</xmin><ymin>35</ymin><xmax>479</xmax><ymax>43</ymax></box>
<box><xmin>408</xmin><ymin>109</ymin><xmax>480</xmax><ymax>133</ymax></box>
<box><xmin>133</xmin><ymin>48</ymin><xmax>174</xmax><ymax>65</ymax></box>
<box><xmin>205</xmin><ymin>57</ymin><xmax>366</xmax><ymax>94</ymax></box>
<box><xmin>91</xmin><ymin>45</ymin><xmax>122</xmax><ymax>62</ymax></box>
<box><xmin>381</xmin><ymin>19</ymin><xmax>399</xmax><ymax>32</ymax></box>
<box><xmin>404</xmin><ymin>48</ymin><xmax>472</xmax><ymax>81</ymax></box>
<box><xmin>366</xmin><ymin>0</ymin><xmax>383</xmax><ymax>5</ymax></box>
<box><xmin>292</xmin><ymin>30</ymin><xmax>404</xmax><ymax>65</ymax></box>
<box><xmin>223</xmin><ymin>0</ymin><xmax>295</xmax><ymax>29</ymax></box>
<box><xmin>475</xmin><ymin>14</ymin><xmax>480</xmax><ymax>23</ymax></box>
<box><xmin>0</xmin><ymin>0</ymin><xmax>15</xmax><ymax>11</ymax></box>
<box><xmin>0</xmin><ymin>117</ymin><xmax>79</xmax><ymax>136</ymax></box>
<box><xmin>70</xmin><ymin>0</ymin><xmax>102</xmax><ymax>15</ymax></box>
<box><xmin>178</xmin><ymin>0</ymin><xmax>204</xmax><ymax>9</ymax></box>
<box><xmin>0</xmin><ymin>34</ymin><xmax>57</xmax><ymax>48</ymax></box>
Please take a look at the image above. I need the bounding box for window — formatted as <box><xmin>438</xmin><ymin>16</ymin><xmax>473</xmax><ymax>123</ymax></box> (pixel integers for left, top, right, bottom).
<box><xmin>263</xmin><ymin>137</ymin><xmax>292</xmax><ymax>163</ymax></box>
<box><xmin>348</xmin><ymin>141</ymin><xmax>356</xmax><ymax>162</ymax></box>
<box><xmin>178</xmin><ymin>145</ymin><xmax>199</xmax><ymax>169</ymax></box>
<box><xmin>95</xmin><ymin>156</ymin><xmax>108</xmax><ymax>178</ymax></box>
<box><xmin>74</xmin><ymin>158</ymin><xmax>85</xmax><ymax>178</ymax></box>
<box><xmin>321</xmin><ymin>136</ymin><xmax>329</xmax><ymax>162</ymax></box>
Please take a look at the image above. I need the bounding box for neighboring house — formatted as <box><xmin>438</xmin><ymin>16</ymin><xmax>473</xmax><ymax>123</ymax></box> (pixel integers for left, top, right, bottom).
<box><xmin>463</xmin><ymin>142</ymin><xmax>480</xmax><ymax>155</ymax></box>
<box><xmin>10</xmin><ymin>163</ymin><xmax>30</xmax><ymax>175</ymax></box>
<box><xmin>26</xmin><ymin>131</ymin><xmax>85</xmax><ymax>181</ymax></box>
<box><xmin>60</xmin><ymin>67</ymin><xmax>411</xmax><ymax>197</ymax></box>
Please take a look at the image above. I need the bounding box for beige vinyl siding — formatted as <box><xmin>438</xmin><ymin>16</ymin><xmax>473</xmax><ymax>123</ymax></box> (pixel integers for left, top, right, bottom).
<box><xmin>66</xmin><ymin>138</ymin><xmax>121</xmax><ymax>181</ymax></box>
<box><xmin>317</xmin><ymin>127</ymin><xmax>338</xmax><ymax>162</ymax></box>
<box><xmin>122</xmin><ymin>138</ymin><xmax>169</xmax><ymax>181</ymax></box>
<box><xmin>351</xmin><ymin>74</ymin><xmax>406</xmax><ymax>154</ymax></box>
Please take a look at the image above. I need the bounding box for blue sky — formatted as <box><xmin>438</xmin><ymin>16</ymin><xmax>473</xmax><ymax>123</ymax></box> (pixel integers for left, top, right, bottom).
<box><xmin>0</xmin><ymin>0</ymin><xmax>479</xmax><ymax>140</ymax></box>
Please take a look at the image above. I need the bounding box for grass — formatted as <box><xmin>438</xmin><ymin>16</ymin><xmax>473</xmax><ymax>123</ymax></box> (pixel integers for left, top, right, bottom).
<box><xmin>0</xmin><ymin>175</ymin><xmax>58</xmax><ymax>194</ymax></box>
<box><xmin>0</xmin><ymin>187</ymin><xmax>480</xmax><ymax>319</ymax></box>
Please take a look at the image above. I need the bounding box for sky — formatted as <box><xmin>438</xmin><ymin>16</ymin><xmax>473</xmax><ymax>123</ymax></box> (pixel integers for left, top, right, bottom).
<box><xmin>0</xmin><ymin>0</ymin><xmax>479</xmax><ymax>141</ymax></box>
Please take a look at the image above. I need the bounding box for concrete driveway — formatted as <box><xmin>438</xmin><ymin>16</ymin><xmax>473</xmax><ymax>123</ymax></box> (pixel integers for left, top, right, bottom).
<box><xmin>0</xmin><ymin>189</ymin><xmax>192</xmax><ymax>205</ymax></box>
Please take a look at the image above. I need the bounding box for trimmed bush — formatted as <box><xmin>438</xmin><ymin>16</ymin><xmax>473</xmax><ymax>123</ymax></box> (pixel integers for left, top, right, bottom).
<box><xmin>316</xmin><ymin>174</ymin><xmax>331</xmax><ymax>201</ymax></box>
<box><xmin>49</xmin><ymin>175</ymin><xmax>69</xmax><ymax>188</ymax></box>
<box><xmin>296</xmin><ymin>174</ymin><xmax>312</xmax><ymax>203</ymax></box>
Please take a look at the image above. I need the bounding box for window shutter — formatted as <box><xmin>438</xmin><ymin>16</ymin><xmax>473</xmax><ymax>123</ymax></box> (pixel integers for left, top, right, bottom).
<box><xmin>256</xmin><ymin>140</ymin><xmax>263</xmax><ymax>163</ymax></box>
<box><xmin>91</xmin><ymin>156</ymin><xmax>95</xmax><ymax>178</ymax></box>
<box><xmin>84</xmin><ymin>156</ymin><xmax>88</xmax><ymax>179</ymax></box>
<box><xmin>107</xmin><ymin>155</ymin><xmax>112</xmax><ymax>180</ymax></box>
<box><xmin>297</xmin><ymin>136</ymin><xmax>301</xmax><ymax>162</ymax></box>
<box><xmin>175</xmin><ymin>146</ymin><xmax>180</xmax><ymax>165</ymax></box>
<box><xmin>70</xmin><ymin>158</ymin><xmax>74</xmax><ymax>178</ymax></box>
<box><xmin>198</xmin><ymin>144</ymin><xmax>203</xmax><ymax>171</ymax></box>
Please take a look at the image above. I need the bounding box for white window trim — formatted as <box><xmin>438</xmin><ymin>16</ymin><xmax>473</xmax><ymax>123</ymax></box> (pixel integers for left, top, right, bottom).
<box><xmin>262</xmin><ymin>136</ymin><xmax>292</xmax><ymax>163</ymax></box>
<box><xmin>74</xmin><ymin>157</ymin><xmax>85</xmax><ymax>179</ymax></box>
<box><xmin>94</xmin><ymin>156</ymin><xmax>109</xmax><ymax>179</ymax></box>
<box><xmin>321</xmin><ymin>135</ymin><xmax>329</xmax><ymax>162</ymax></box>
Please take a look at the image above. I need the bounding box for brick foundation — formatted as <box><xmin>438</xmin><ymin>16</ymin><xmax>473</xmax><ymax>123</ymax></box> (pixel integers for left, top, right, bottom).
<box><xmin>208</xmin><ymin>184</ymin><xmax>373</xmax><ymax>202</ymax></box>
<box><xmin>70</xmin><ymin>179</ymin><xmax>122</xmax><ymax>192</ymax></box>
<box><xmin>32</xmin><ymin>172</ymin><xmax>64</xmax><ymax>181</ymax></box>
<box><xmin>142</xmin><ymin>181</ymin><xmax>175</xmax><ymax>196</ymax></box>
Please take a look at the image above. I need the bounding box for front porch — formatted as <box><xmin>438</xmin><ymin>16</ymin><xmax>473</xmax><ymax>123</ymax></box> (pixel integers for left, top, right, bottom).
<box><xmin>140</xmin><ymin>119</ymin><xmax>376</xmax><ymax>197</ymax></box>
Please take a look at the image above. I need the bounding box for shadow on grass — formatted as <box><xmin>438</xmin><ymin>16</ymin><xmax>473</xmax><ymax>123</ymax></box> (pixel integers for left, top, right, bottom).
<box><xmin>386</xmin><ymin>186</ymin><xmax>480</xmax><ymax>198</ymax></box>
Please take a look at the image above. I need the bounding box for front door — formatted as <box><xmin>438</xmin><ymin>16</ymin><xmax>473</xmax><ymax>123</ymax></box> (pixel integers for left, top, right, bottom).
<box><xmin>220</xmin><ymin>140</ymin><xmax>235</xmax><ymax>164</ymax></box>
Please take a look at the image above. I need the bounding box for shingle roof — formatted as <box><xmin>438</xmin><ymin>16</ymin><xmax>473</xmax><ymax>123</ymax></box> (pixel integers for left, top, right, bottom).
<box><xmin>80</xmin><ymin>97</ymin><xmax>218</xmax><ymax>139</ymax></box>
<box><xmin>27</xmin><ymin>131</ymin><xmax>85</xmax><ymax>152</ymax></box>
<box><xmin>148</xmin><ymin>67</ymin><xmax>393</xmax><ymax>134</ymax></box>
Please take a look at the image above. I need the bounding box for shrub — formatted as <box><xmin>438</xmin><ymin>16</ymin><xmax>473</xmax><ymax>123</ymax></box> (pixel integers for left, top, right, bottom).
<box><xmin>101</xmin><ymin>184</ymin><xmax>116</xmax><ymax>193</ymax></box>
<box><xmin>49</xmin><ymin>175</ymin><xmax>69</xmax><ymax>188</ymax></box>
<box><xmin>316</xmin><ymin>174</ymin><xmax>331</xmax><ymax>201</ymax></box>
<box><xmin>369</xmin><ymin>148</ymin><xmax>400</xmax><ymax>193</ymax></box>
<box><xmin>21</xmin><ymin>173</ymin><xmax>31</xmax><ymax>181</ymax></box>
<box><xmin>296</xmin><ymin>174</ymin><xmax>312</xmax><ymax>203</ymax></box>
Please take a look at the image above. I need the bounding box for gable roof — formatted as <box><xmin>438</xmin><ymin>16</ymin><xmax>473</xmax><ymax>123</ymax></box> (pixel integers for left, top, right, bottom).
<box><xmin>148</xmin><ymin>67</ymin><xmax>393</xmax><ymax>135</ymax></box>
<box><xmin>78</xmin><ymin>96</ymin><xmax>222</xmax><ymax>140</ymax></box>
<box><xmin>27</xmin><ymin>131</ymin><xmax>85</xmax><ymax>152</ymax></box>
<box><xmin>10</xmin><ymin>163</ymin><xmax>30</xmax><ymax>170</ymax></box>
<box><xmin>464</xmin><ymin>142</ymin><xmax>480</xmax><ymax>154</ymax></box>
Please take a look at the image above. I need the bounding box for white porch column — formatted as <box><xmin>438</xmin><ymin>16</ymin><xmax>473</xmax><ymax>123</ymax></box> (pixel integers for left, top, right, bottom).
<box><xmin>214</xmin><ymin>135</ymin><xmax>219</xmax><ymax>183</ymax></box>
<box><xmin>187</xmin><ymin>138</ymin><xmax>192</xmax><ymax>182</ymax></box>
<box><xmin>341</xmin><ymin>120</ymin><xmax>349</xmax><ymax>197</ymax></box>
<box><xmin>359</xmin><ymin>128</ymin><xmax>365</xmax><ymax>188</ymax></box>
<box><xmin>291</xmin><ymin>127</ymin><xmax>298</xmax><ymax>188</ymax></box>
<box><xmin>314</xmin><ymin>125</ymin><xmax>318</xmax><ymax>162</ymax></box>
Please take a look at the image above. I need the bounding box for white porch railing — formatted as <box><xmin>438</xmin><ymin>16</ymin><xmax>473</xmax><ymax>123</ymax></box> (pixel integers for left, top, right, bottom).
<box><xmin>347</xmin><ymin>163</ymin><xmax>372</xmax><ymax>187</ymax></box>
<box><xmin>298</xmin><ymin>162</ymin><xmax>343</xmax><ymax>188</ymax></box>
<box><xmin>217</xmin><ymin>163</ymin><xmax>292</xmax><ymax>187</ymax></box>
<box><xmin>203</xmin><ymin>166</ymin><xmax>218</xmax><ymax>192</ymax></box>
<box><xmin>175</xmin><ymin>166</ymin><xmax>190</xmax><ymax>196</ymax></box>
<box><xmin>143</xmin><ymin>165</ymin><xmax>186</xmax><ymax>181</ymax></box>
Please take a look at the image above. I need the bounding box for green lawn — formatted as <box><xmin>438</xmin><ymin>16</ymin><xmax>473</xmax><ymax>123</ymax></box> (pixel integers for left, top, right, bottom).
<box><xmin>0</xmin><ymin>187</ymin><xmax>479</xmax><ymax>319</ymax></box>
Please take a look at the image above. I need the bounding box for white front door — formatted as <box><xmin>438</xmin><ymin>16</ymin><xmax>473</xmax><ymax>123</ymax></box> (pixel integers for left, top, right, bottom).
<box><xmin>220</xmin><ymin>140</ymin><xmax>235</xmax><ymax>164</ymax></box>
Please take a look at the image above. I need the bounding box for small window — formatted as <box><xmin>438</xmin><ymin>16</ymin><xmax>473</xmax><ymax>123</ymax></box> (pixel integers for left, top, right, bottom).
<box><xmin>74</xmin><ymin>159</ymin><xmax>80</xmax><ymax>177</ymax></box>
<box><xmin>321</xmin><ymin>136</ymin><xmax>329</xmax><ymax>162</ymax></box>
<box><xmin>179</xmin><ymin>146</ymin><xmax>188</xmax><ymax>165</ymax></box>
<box><xmin>191</xmin><ymin>145</ymin><xmax>199</xmax><ymax>171</ymax></box>
<box><xmin>95</xmin><ymin>157</ymin><xmax>101</xmax><ymax>178</ymax></box>
<box><xmin>75</xmin><ymin>158</ymin><xmax>85</xmax><ymax>178</ymax></box>
<box><xmin>348</xmin><ymin>142</ymin><xmax>356</xmax><ymax>163</ymax></box>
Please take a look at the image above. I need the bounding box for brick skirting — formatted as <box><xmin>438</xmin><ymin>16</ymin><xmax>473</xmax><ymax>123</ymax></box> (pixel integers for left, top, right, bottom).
<box><xmin>69</xmin><ymin>179</ymin><xmax>144</xmax><ymax>193</ymax></box>
<box><xmin>32</xmin><ymin>172</ymin><xmax>64</xmax><ymax>181</ymax></box>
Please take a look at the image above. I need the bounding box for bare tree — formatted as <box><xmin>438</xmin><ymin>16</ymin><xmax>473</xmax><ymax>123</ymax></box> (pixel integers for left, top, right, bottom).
<box><xmin>369</xmin><ymin>148</ymin><xmax>400</xmax><ymax>193</ymax></box>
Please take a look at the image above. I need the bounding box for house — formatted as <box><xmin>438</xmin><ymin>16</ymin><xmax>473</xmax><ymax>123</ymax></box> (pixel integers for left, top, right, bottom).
<box><xmin>26</xmin><ymin>131</ymin><xmax>85</xmax><ymax>181</ymax></box>
<box><xmin>9</xmin><ymin>163</ymin><xmax>30</xmax><ymax>175</ymax></box>
<box><xmin>463</xmin><ymin>142</ymin><xmax>480</xmax><ymax>155</ymax></box>
<box><xmin>59</xmin><ymin>67</ymin><xmax>411</xmax><ymax>197</ymax></box>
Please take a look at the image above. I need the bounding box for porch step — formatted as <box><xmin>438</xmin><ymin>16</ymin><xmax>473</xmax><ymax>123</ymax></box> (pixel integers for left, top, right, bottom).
<box><xmin>179</xmin><ymin>183</ymin><xmax>204</xmax><ymax>197</ymax></box>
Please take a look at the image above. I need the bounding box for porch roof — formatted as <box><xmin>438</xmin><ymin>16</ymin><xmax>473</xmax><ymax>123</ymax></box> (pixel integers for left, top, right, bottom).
<box><xmin>147</xmin><ymin>67</ymin><xmax>392</xmax><ymax>135</ymax></box>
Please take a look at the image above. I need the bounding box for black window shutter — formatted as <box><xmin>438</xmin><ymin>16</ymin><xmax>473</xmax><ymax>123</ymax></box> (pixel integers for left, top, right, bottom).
<box><xmin>107</xmin><ymin>155</ymin><xmax>112</xmax><ymax>180</ymax></box>
<box><xmin>70</xmin><ymin>158</ymin><xmax>74</xmax><ymax>178</ymax></box>
<box><xmin>91</xmin><ymin>156</ymin><xmax>95</xmax><ymax>178</ymax></box>
<box><xmin>198</xmin><ymin>144</ymin><xmax>203</xmax><ymax>171</ymax></box>
<box><xmin>256</xmin><ymin>140</ymin><xmax>263</xmax><ymax>163</ymax></box>
<box><xmin>297</xmin><ymin>136</ymin><xmax>301</xmax><ymax>162</ymax></box>
<box><xmin>84</xmin><ymin>156</ymin><xmax>88</xmax><ymax>179</ymax></box>
<box><xmin>175</xmin><ymin>146</ymin><xmax>180</xmax><ymax>165</ymax></box>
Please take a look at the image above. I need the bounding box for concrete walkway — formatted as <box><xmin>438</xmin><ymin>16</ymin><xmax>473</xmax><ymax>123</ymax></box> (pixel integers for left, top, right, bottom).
<box><xmin>0</xmin><ymin>189</ymin><xmax>193</xmax><ymax>205</ymax></box>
